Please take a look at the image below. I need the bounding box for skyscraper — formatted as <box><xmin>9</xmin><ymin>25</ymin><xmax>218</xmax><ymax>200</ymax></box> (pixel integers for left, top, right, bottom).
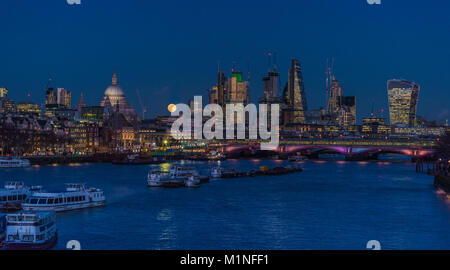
<box><xmin>57</xmin><ymin>88</ymin><xmax>71</xmax><ymax>109</ymax></box>
<box><xmin>226</xmin><ymin>71</ymin><xmax>249</xmax><ymax>105</ymax></box>
<box><xmin>0</xmin><ymin>87</ymin><xmax>8</xmax><ymax>98</ymax></box>
<box><xmin>262</xmin><ymin>71</ymin><xmax>279</xmax><ymax>100</ymax></box>
<box><xmin>217</xmin><ymin>71</ymin><xmax>227</xmax><ymax>106</ymax></box>
<box><xmin>286</xmin><ymin>59</ymin><xmax>308</xmax><ymax>124</ymax></box>
<box><xmin>45</xmin><ymin>87</ymin><xmax>57</xmax><ymax>105</ymax></box>
<box><xmin>335</xmin><ymin>96</ymin><xmax>356</xmax><ymax>128</ymax></box>
<box><xmin>327</xmin><ymin>76</ymin><xmax>343</xmax><ymax>115</ymax></box>
<box><xmin>387</xmin><ymin>79</ymin><xmax>420</xmax><ymax>127</ymax></box>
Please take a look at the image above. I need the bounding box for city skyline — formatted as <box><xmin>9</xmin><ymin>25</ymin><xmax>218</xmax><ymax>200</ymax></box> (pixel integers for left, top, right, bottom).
<box><xmin>1</xmin><ymin>0</ymin><xmax>449</xmax><ymax>123</ymax></box>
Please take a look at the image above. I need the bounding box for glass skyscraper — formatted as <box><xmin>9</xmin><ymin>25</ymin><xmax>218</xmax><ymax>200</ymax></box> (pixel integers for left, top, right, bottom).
<box><xmin>387</xmin><ymin>79</ymin><xmax>420</xmax><ymax>127</ymax></box>
<box><xmin>283</xmin><ymin>59</ymin><xmax>308</xmax><ymax>124</ymax></box>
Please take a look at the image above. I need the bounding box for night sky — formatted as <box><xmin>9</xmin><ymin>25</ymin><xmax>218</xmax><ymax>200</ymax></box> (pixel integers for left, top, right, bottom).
<box><xmin>1</xmin><ymin>0</ymin><xmax>449</xmax><ymax>123</ymax></box>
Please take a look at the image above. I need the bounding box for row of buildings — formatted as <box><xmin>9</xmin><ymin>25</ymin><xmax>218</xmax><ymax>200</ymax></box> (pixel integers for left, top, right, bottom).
<box><xmin>0</xmin><ymin>59</ymin><xmax>448</xmax><ymax>156</ymax></box>
<box><xmin>207</xmin><ymin>55</ymin><xmax>446</xmax><ymax>138</ymax></box>
<box><xmin>0</xmin><ymin>72</ymin><xmax>171</xmax><ymax>156</ymax></box>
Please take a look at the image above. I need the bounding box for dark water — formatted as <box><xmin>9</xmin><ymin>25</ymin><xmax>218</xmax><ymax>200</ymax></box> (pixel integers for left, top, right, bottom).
<box><xmin>1</xmin><ymin>159</ymin><xmax>450</xmax><ymax>250</ymax></box>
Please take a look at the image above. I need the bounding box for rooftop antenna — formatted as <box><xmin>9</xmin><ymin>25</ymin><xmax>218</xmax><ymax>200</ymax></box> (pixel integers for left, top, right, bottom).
<box><xmin>268</xmin><ymin>52</ymin><xmax>272</xmax><ymax>72</ymax></box>
<box><xmin>371</xmin><ymin>102</ymin><xmax>375</xmax><ymax>117</ymax></box>
<box><xmin>273</xmin><ymin>51</ymin><xmax>278</xmax><ymax>72</ymax></box>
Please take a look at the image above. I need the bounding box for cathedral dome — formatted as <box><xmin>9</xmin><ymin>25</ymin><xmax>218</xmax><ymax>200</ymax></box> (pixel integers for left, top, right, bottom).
<box><xmin>100</xmin><ymin>70</ymin><xmax>138</xmax><ymax>123</ymax></box>
<box><xmin>104</xmin><ymin>85</ymin><xmax>125</xmax><ymax>97</ymax></box>
<box><xmin>104</xmin><ymin>70</ymin><xmax>125</xmax><ymax>98</ymax></box>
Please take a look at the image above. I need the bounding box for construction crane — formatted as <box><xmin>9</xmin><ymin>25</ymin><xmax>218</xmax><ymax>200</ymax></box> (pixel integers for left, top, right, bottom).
<box><xmin>136</xmin><ymin>88</ymin><xmax>147</xmax><ymax>120</ymax></box>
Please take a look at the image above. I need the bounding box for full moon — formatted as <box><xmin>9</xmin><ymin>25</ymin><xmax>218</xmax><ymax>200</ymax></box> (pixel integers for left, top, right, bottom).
<box><xmin>168</xmin><ymin>104</ymin><xmax>177</xmax><ymax>113</ymax></box>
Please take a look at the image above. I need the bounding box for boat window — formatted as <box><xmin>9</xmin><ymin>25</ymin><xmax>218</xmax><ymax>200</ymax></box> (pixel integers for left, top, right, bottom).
<box><xmin>38</xmin><ymin>198</ymin><xmax>47</xmax><ymax>205</ymax></box>
<box><xmin>30</xmin><ymin>198</ymin><xmax>38</xmax><ymax>204</ymax></box>
<box><xmin>48</xmin><ymin>198</ymin><xmax>54</xmax><ymax>204</ymax></box>
<box><xmin>58</xmin><ymin>198</ymin><xmax>63</xmax><ymax>204</ymax></box>
<box><xmin>8</xmin><ymin>235</ymin><xmax>19</xmax><ymax>241</ymax></box>
<box><xmin>7</xmin><ymin>196</ymin><xmax>12</xmax><ymax>201</ymax></box>
<box><xmin>22</xmin><ymin>235</ymin><xmax>34</xmax><ymax>242</ymax></box>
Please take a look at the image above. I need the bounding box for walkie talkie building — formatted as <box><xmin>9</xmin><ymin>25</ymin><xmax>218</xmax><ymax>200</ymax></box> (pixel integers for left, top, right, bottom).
<box><xmin>387</xmin><ymin>79</ymin><xmax>420</xmax><ymax>127</ymax></box>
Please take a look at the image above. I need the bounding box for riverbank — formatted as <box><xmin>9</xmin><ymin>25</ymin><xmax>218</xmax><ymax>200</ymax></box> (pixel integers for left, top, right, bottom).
<box><xmin>434</xmin><ymin>174</ymin><xmax>450</xmax><ymax>192</ymax></box>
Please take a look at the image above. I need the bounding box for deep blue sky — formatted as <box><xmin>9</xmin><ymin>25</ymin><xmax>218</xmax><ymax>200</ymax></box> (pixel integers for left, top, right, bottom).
<box><xmin>1</xmin><ymin>0</ymin><xmax>449</xmax><ymax>123</ymax></box>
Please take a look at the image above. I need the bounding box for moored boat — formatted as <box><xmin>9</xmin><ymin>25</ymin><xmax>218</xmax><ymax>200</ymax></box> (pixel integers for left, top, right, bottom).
<box><xmin>211</xmin><ymin>167</ymin><xmax>223</xmax><ymax>178</ymax></box>
<box><xmin>22</xmin><ymin>184</ymin><xmax>105</xmax><ymax>212</ymax></box>
<box><xmin>184</xmin><ymin>175</ymin><xmax>200</xmax><ymax>188</ymax></box>
<box><xmin>147</xmin><ymin>166</ymin><xmax>208</xmax><ymax>188</ymax></box>
<box><xmin>0</xmin><ymin>157</ymin><xmax>30</xmax><ymax>168</ymax></box>
<box><xmin>0</xmin><ymin>182</ymin><xmax>31</xmax><ymax>210</ymax></box>
<box><xmin>2</xmin><ymin>211</ymin><xmax>57</xmax><ymax>250</ymax></box>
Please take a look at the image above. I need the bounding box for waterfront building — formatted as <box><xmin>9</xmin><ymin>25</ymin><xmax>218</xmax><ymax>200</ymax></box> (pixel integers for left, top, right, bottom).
<box><xmin>361</xmin><ymin>117</ymin><xmax>391</xmax><ymax>136</ymax></box>
<box><xmin>0</xmin><ymin>114</ymin><xmax>68</xmax><ymax>156</ymax></box>
<box><xmin>100</xmin><ymin>70</ymin><xmax>138</xmax><ymax>123</ymax></box>
<box><xmin>392</xmin><ymin>126</ymin><xmax>445</xmax><ymax>138</ymax></box>
<box><xmin>102</xmin><ymin>105</ymin><xmax>136</xmax><ymax>152</ymax></box>
<box><xmin>69</xmin><ymin>121</ymin><xmax>100</xmax><ymax>154</ymax></box>
<box><xmin>0</xmin><ymin>87</ymin><xmax>8</xmax><ymax>98</ymax></box>
<box><xmin>137</xmin><ymin>119</ymin><xmax>171</xmax><ymax>151</ymax></box>
<box><xmin>387</xmin><ymin>79</ymin><xmax>420</xmax><ymax>127</ymax></box>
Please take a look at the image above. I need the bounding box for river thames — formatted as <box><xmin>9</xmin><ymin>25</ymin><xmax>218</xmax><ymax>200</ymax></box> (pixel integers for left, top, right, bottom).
<box><xmin>1</xmin><ymin>158</ymin><xmax>450</xmax><ymax>250</ymax></box>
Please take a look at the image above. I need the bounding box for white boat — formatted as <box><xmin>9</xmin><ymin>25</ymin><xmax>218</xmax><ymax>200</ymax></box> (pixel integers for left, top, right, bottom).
<box><xmin>2</xmin><ymin>211</ymin><xmax>57</xmax><ymax>250</ymax></box>
<box><xmin>147</xmin><ymin>171</ymin><xmax>165</xmax><ymax>187</ymax></box>
<box><xmin>147</xmin><ymin>166</ymin><xmax>204</xmax><ymax>188</ymax></box>
<box><xmin>21</xmin><ymin>184</ymin><xmax>105</xmax><ymax>212</ymax></box>
<box><xmin>0</xmin><ymin>157</ymin><xmax>30</xmax><ymax>168</ymax></box>
<box><xmin>0</xmin><ymin>182</ymin><xmax>31</xmax><ymax>210</ymax></box>
<box><xmin>184</xmin><ymin>175</ymin><xmax>200</xmax><ymax>188</ymax></box>
<box><xmin>211</xmin><ymin>167</ymin><xmax>223</xmax><ymax>178</ymax></box>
